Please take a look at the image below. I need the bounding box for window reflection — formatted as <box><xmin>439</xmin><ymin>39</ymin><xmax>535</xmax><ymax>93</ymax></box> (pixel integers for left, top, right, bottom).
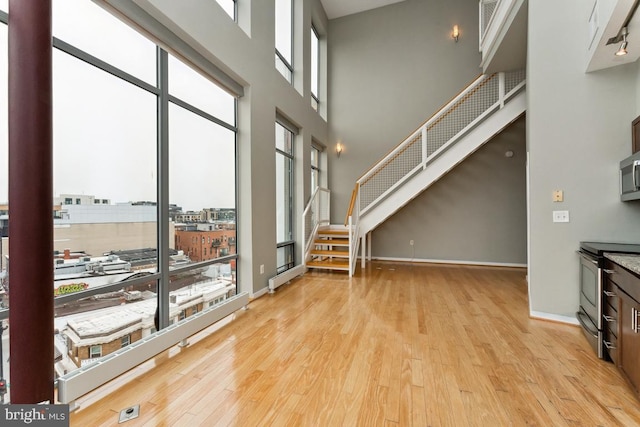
<box><xmin>168</xmin><ymin>54</ymin><xmax>235</xmax><ymax>126</ymax></box>
<box><xmin>52</xmin><ymin>0</ymin><xmax>156</xmax><ymax>84</ymax></box>
<box><xmin>276</xmin><ymin>123</ymin><xmax>294</xmax><ymax>245</ymax></box>
<box><xmin>311</xmin><ymin>26</ymin><xmax>319</xmax><ymax>103</ymax></box>
<box><xmin>169</xmin><ymin>102</ymin><xmax>236</xmax><ymax>214</ymax></box>
<box><xmin>53</xmin><ymin>50</ymin><xmax>157</xmax><ymax>208</ymax></box>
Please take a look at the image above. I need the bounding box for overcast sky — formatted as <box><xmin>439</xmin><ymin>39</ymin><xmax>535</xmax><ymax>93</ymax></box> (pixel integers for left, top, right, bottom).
<box><xmin>0</xmin><ymin>1</ymin><xmax>237</xmax><ymax>212</ymax></box>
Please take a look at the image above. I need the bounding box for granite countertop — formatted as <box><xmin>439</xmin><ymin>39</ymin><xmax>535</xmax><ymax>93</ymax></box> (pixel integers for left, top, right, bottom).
<box><xmin>605</xmin><ymin>253</ymin><xmax>640</xmax><ymax>276</ymax></box>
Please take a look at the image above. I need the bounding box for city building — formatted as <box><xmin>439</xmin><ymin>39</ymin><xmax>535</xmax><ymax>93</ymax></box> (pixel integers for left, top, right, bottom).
<box><xmin>57</xmin><ymin>277</ymin><xmax>235</xmax><ymax>374</ymax></box>
<box><xmin>53</xmin><ymin>203</ymin><xmax>175</xmax><ymax>258</ymax></box>
<box><xmin>53</xmin><ymin>193</ymin><xmax>110</xmax><ymax>206</ymax></box>
<box><xmin>175</xmin><ymin>229</ymin><xmax>236</xmax><ymax>262</ymax></box>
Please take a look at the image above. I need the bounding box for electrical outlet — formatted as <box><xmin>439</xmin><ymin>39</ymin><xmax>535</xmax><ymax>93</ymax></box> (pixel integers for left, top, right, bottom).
<box><xmin>552</xmin><ymin>210</ymin><xmax>569</xmax><ymax>223</ymax></box>
<box><xmin>260</xmin><ymin>264</ymin><xmax>264</xmax><ymax>274</ymax></box>
<box><xmin>410</xmin><ymin>240</ymin><xmax>414</xmax><ymax>246</ymax></box>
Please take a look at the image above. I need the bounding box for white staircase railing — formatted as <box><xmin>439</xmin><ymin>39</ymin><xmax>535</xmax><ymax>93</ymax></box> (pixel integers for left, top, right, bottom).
<box><xmin>479</xmin><ymin>0</ymin><xmax>499</xmax><ymax>49</ymax></box>
<box><xmin>302</xmin><ymin>186</ymin><xmax>330</xmax><ymax>265</ymax></box>
<box><xmin>345</xmin><ymin>185</ymin><xmax>360</xmax><ymax>277</ymax></box>
<box><xmin>355</xmin><ymin>70</ymin><xmax>525</xmax><ymax>217</ymax></box>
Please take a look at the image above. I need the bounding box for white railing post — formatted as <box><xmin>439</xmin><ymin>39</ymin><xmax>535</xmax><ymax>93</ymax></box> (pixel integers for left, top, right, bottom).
<box><xmin>421</xmin><ymin>126</ymin><xmax>428</xmax><ymax>170</ymax></box>
<box><xmin>499</xmin><ymin>72</ymin><xmax>505</xmax><ymax>108</ymax></box>
<box><xmin>478</xmin><ymin>0</ymin><xmax>483</xmax><ymax>51</ymax></box>
<box><xmin>361</xmin><ymin>233</ymin><xmax>366</xmax><ymax>269</ymax></box>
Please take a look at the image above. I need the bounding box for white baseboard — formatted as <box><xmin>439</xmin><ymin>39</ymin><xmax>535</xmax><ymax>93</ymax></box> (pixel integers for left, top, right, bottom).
<box><xmin>250</xmin><ymin>287</ymin><xmax>269</xmax><ymax>299</ymax></box>
<box><xmin>529</xmin><ymin>311</ymin><xmax>579</xmax><ymax>326</ymax></box>
<box><xmin>371</xmin><ymin>256</ymin><xmax>527</xmax><ymax>268</ymax></box>
<box><xmin>268</xmin><ymin>264</ymin><xmax>305</xmax><ymax>291</ymax></box>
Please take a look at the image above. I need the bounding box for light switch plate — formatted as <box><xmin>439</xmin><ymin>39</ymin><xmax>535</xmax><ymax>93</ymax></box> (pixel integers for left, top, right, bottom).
<box><xmin>552</xmin><ymin>210</ymin><xmax>569</xmax><ymax>223</ymax></box>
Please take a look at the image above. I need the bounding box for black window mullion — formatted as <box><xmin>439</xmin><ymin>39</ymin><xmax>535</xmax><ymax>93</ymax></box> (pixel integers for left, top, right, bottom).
<box><xmin>157</xmin><ymin>47</ymin><xmax>170</xmax><ymax>330</ymax></box>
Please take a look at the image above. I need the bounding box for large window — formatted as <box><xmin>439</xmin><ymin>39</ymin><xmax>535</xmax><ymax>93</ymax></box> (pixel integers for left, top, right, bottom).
<box><xmin>275</xmin><ymin>0</ymin><xmax>293</xmax><ymax>83</ymax></box>
<box><xmin>276</xmin><ymin>122</ymin><xmax>294</xmax><ymax>273</ymax></box>
<box><xmin>311</xmin><ymin>25</ymin><xmax>320</xmax><ymax>111</ymax></box>
<box><xmin>0</xmin><ymin>1</ymin><xmax>239</xmax><ymax>394</ymax></box>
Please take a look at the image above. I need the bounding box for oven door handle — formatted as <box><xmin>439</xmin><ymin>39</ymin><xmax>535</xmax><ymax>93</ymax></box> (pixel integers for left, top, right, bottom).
<box><xmin>576</xmin><ymin>250</ymin><xmax>598</xmax><ymax>265</ymax></box>
<box><xmin>576</xmin><ymin>311</ymin><xmax>598</xmax><ymax>338</ymax></box>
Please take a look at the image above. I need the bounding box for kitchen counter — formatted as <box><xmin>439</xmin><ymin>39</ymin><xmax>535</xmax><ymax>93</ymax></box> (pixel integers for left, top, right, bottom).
<box><xmin>605</xmin><ymin>253</ymin><xmax>640</xmax><ymax>276</ymax></box>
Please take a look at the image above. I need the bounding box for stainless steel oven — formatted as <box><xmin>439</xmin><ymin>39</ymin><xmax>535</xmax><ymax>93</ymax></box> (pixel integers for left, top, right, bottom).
<box><xmin>577</xmin><ymin>242</ymin><xmax>640</xmax><ymax>359</ymax></box>
<box><xmin>577</xmin><ymin>248</ymin><xmax>602</xmax><ymax>358</ymax></box>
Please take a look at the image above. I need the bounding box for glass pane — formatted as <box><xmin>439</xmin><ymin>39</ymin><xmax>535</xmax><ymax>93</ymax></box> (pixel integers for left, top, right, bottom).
<box><xmin>169</xmin><ymin>261</ymin><xmax>237</xmax><ymax>318</ymax></box>
<box><xmin>169</xmin><ymin>102</ymin><xmax>236</xmax><ymax>218</ymax></box>
<box><xmin>52</xmin><ymin>0</ymin><xmax>156</xmax><ymax>84</ymax></box>
<box><xmin>169</xmin><ymin>54</ymin><xmax>235</xmax><ymax>126</ymax></box>
<box><xmin>311</xmin><ymin>147</ymin><xmax>318</xmax><ymax>168</ymax></box>
<box><xmin>52</xmin><ymin>50</ymin><xmax>157</xmax><ymax>259</ymax></box>
<box><xmin>276</xmin><ymin>244</ymin><xmax>294</xmax><ymax>274</ymax></box>
<box><xmin>275</xmin><ymin>122</ymin><xmax>293</xmax><ymax>154</ymax></box>
<box><xmin>311</xmin><ymin>28</ymin><xmax>319</xmax><ymax>99</ymax></box>
<box><xmin>276</xmin><ymin>154</ymin><xmax>292</xmax><ymax>243</ymax></box>
<box><xmin>275</xmin><ymin>0</ymin><xmax>292</xmax><ymax>63</ymax></box>
<box><xmin>216</xmin><ymin>0</ymin><xmax>235</xmax><ymax>19</ymax></box>
<box><xmin>311</xmin><ymin>169</ymin><xmax>318</xmax><ymax>193</ymax></box>
<box><xmin>0</xmin><ymin>1</ymin><xmax>6</xmax><ymax>13</ymax></box>
<box><xmin>275</xmin><ymin>54</ymin><xmax>292</xmax><ymax>83</ymax></box>
<box><xmin>55</xmin><ymin>278</ymin><xmax>158</xmax><ymax>373</ymax></box>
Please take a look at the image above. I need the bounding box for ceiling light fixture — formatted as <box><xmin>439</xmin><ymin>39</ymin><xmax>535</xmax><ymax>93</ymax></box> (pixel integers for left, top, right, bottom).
<box><xmin>616</xmin><ymin>27</ymin><xmax>629</xmax><ymax>56</ymax></box>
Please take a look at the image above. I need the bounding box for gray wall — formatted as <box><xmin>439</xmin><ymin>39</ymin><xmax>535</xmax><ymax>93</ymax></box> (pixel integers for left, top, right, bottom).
<box><xmin>372</xmin><ymin>116</ymin><xmax>527</xmax><ymax>264</ymax></box>
<box><xmin>528</xmin><ymin>0</ymin><xmax>640</xmax><ymax>319</ymax></box>
<box><xmin>327</xmin><ymin>0</ymin><xmax>482</xmax><ymax>221</ymax></box>
<box><xmin>123</xmin><ymin>0</ymin><xmax>330</xmax><ymax>295</ymax></box>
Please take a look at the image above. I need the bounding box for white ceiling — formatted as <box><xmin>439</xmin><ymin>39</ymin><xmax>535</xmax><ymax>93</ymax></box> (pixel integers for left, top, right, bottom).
<box><xmin>320</xmin><ymin>0</ymin><xmax>407</xmax><ymax>19</ymax></box>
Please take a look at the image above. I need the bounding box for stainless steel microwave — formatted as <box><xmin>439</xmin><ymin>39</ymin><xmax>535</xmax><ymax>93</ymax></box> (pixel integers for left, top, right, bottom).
<box><xmin>620</xmin><ymin>151</ymin><xmax>640</xmax><ymax>201</ymax></box>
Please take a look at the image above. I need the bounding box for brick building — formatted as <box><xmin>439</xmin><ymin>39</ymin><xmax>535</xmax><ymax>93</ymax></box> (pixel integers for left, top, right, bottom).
<box><xmin>175</xmin><ymin>229</ymin><xmax>236</xmax><ymax>262</ymax></box>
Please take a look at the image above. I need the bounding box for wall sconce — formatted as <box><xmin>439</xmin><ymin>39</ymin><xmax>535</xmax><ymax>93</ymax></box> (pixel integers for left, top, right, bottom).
<box><xmin>452</xmin><ymin>25</ymin><xmax>460</xmax><ymax>42</ymax></box>
<box><xmin>336</xmin><ymin>143</ymin><xmax>343</xmax><ymax>158</ymax></box>
<box><xmin>616</xmin><ymin>27</ymin><xmax>629</xmax><ymax>56</ymax></box>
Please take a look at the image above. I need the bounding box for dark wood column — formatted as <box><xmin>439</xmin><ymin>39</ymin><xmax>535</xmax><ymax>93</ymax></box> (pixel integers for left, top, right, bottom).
<box><xmin>8</xmin><ymin>0</ymin><xmax>54</xmax><ymax>403</ymax></box>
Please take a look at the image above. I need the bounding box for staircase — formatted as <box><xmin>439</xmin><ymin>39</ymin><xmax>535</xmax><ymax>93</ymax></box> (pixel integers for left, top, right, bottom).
<box><xmin>306</xmin><ymin>227</ymin><xmax>350</xmax><ymax>272</ymax></box>
<box><xmin>303</xmin><ymin>70</ymin><xmax>526</xmax><ymax>277</ymax></box>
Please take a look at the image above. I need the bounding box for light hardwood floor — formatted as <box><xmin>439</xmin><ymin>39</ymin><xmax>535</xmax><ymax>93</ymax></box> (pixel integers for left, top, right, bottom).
<box><xmin>70</xmin><ymin>262</ymin><xmax>640</xmax><ymax>426</ymax></box>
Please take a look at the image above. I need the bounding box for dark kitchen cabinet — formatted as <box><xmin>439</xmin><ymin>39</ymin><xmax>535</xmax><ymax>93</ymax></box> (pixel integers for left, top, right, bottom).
<box><xmin>619</xmin><ymin>289</ymin><xmax>640</xmax><ymax>395</ymax></box>
<box><xmin>604</xmin><ymin>258</ymin><xmax>640</xmax><ymax>398</ymax></box>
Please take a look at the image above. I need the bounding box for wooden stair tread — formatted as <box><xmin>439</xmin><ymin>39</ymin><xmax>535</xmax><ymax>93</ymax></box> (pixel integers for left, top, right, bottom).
<box><xmin>307</xmin><ymin>258</ymin><xmax>349</xmax><ymax>270</ymax></box>
<box><xmin>318</xmin><ymin>229</ymin><xmax>349</xmax><ymax>236</ymax></box>
<box><xmin>314</xmin><ymin>238</ymin><xmax>349</xmax><ymax>246</ymax></box>
<box><xmin>310</xmin><ymin>249</ymin><xmax>349</xmax><ymax>257</ymax></box>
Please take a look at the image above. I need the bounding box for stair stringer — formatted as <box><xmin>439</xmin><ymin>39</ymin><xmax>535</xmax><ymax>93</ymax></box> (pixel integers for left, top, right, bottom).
<box><xmin>359</xmin><ymin>89</ymin><xmax>526</xmax><ymax>237</ymax></box>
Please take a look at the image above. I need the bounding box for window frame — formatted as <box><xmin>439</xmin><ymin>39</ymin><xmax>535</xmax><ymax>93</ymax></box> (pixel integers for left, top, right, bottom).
<box><xmin>311</xmin><ymin>24</ymin><xmax>320</xmax><ymax>110</ymax></box>
<box><xmin>275</xmin><ymin>0</ymin><xmax>294</xmax><ymax>83</ymax></box>
<box><xmin>275</xmin><ymin>120</ymin><xmax>296</xmax><ymax>273</ymax></box>
<box><xmin>89</xmin><ymin>345</ymin><xmax>102</xmax><ymax>359</ymax></box>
